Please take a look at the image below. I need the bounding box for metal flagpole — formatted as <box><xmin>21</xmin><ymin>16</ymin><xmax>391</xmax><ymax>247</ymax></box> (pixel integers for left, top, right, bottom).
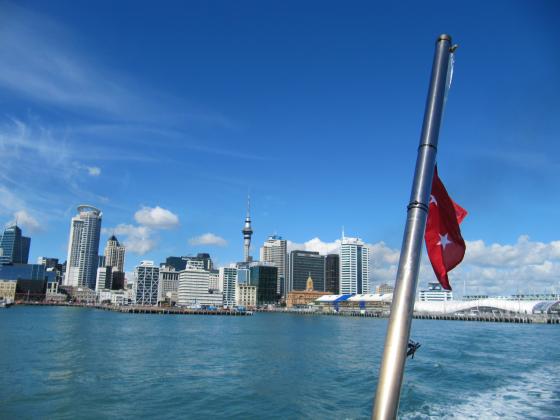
<box><xmin>372</xmin><ymin>34</ymin><xmax>454</xmax><ymax>419</ymax></box>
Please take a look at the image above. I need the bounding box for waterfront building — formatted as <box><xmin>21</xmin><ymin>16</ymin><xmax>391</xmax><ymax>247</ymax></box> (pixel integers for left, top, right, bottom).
<box><xmin>286</xmin><ymin>275</ymin><xmax>330</xmax><ymax>308</ymax></box>
<box><xmin>242</xmin><ymin>196</ymin><xmax>253</xmax><ymax>262</ymax></box>
<box><xmin>64</xmin><ymin>205</ymin><xmax>102</xmax><ymax>289</ymax></box>
<box><xmin>0</xmin><ymin>224</ymin><xmax>30</xmax><ymax>265</ymax></box>
<box><xmin>0</xmin><ymin>280</ymin><xmax>17</xmax><ymax>302</ymax></box>
<box><xmin>236</xmin><ymin>284</ymin><xmax>257</xmax><ymax>308</ymax></box>
<box><xmin>260</xmin><ymin>234</ymin><xmax>288</xmax><ymax>297</ymax></box>
<box><xmin>0</xmin><ymin>264</ymin><xmax>57</xmax><ymax>302</ymax></box>
<box><xmin>95</xmin><ymin>266</ymin><xmax>112</xmax><ymax>292</ymax></box>
<box><xmin>339</xmin><ymin>236</ymin><xmax>369</xmax><ymax>295</ymax></box>
<box><xmin>249</xmin><ymin>264</ymin><xmax>278</xmax><ymax>306</ymax></box>
<box><xmin>325</xmin><ymin>254</ymin><xmax>340</xmax><ymax>294</ymax></box>
<box><xmin>209</xmin><ymin>269</ymin><xmax>220</xmax><ymax>290</ymax></box>
<box><xmin>60</xmin><ymin>286</ymin><xmax>97</xmax><ymax>304</ymax></box>
<box><xmin>104</xmin><ymin>235</ymin><xmax>125</xmax><ymax>272</ymax></box>
<box><xmin>375</xmin><ymin>283</ymin><xmax>394</xmax><ymax>295</ymax></box>
<box><xmin>177</xmin><ymin>267</ymin><xmax>223</xmax><ymax>307</ymax></box>
<box><xmin>419</xmin><ymin>282</ymin><xmax>453</xmax><ymax>301</ymax></box>
<box><xmin>219</xmin><ymin>267</ymin><xmax>237</xmax><ymax>308</ymax></box>
<box><xmin>157</xmin><ymin>266</ymin><xmax>180</xmax><ymax>305</ymax></box>
<box><xmin>289</xmin><ymin>250</ymin><xmax>325</xmax><ymax>292</ymax></box>
<box><xmin>135</xmin><ymin>261</ymin><xmax>159</xmax><ymax>306</ymax></box>
<box><xmin>45</xmin><ymin>282</ymin><xmax>67</xmax><ymax>303</ymax></box>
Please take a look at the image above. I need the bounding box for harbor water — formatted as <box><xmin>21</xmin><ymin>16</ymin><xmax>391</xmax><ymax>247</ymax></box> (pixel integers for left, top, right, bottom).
<box><xmin>1</xmin><ymin>306</ymin><xmax>559</xmax><ymax>419</ymax></box>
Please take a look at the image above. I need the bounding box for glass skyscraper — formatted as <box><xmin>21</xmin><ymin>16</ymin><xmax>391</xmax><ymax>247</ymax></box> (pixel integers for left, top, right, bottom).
<box><xmin>0</xmin><ymin>225</ymin><xmax>31</xmax><ymax>265</ymax></box>
<box><xmin>339</xmin><ymin>237</ymin><xmax>369</xmax><ymax>295</ymax></box>
<box><xmin>289</xmin><ymin>251</ymin><xmax>325</xmax><ymax>292</ymax></box>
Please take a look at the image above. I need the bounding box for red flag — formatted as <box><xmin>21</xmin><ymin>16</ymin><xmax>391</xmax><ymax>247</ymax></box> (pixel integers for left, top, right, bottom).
<box><xmin>425</xmin><ymin>166</ymin><xmax>467</xmax><ymax>290</ymax></box>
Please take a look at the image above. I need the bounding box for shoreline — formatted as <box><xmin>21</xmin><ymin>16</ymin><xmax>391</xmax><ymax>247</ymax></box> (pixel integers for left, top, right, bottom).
<box><xmin>7</xmin><ymin>302</ymin><xmax>560</xmax><ymax>324</ymax></box>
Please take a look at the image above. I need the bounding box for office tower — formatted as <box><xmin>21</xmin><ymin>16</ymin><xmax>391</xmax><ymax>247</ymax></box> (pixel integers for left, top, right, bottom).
<box><xmin>104</xmin><ymin>235</ymin><xmax>125</xmax><ymax>272</ymax></box>
<box><xmin>37</xmin><ymin>257</ymin><xmax>63</xmax><ymax>284</ymax></box>
<box><xmin>339</xmin><ymin>236</ymin><xmax>369</xmax><ymax>295</ymax></box>
<box><xmin>219</xmin><ymin>267</ymin><xmax>237</xmax><ymax>308</ymax></box>
<box><xmin>242</xmin><ymin>196</ymin><xmax>253</xmax><ymax>262</ymax></box>
<box><xmin>289</xmin><ymin>250</ymin><xmax>325</xmax><ymax>292</ymax></box>
<box><xmin>249</xmin><ymin>264</ymin><xmax>278</xmax><ymax>306</ymax></box>
<box><xmin>157</xmin><ymin>266</ymin><xmax>180</xmax><ymax>304</ymax></box>
<box><xmin>260</xmin><ymin>235</ymin><xmax>287</xmax><ymax>297</ymax></box>
<box><xmin>186</xmin><ymin>253</ymin><xmax>213</xmax><ymax>271</ymax></box>
<box><xmin>111</xmin><ymin>271</ymin><xmax>125</xmax><ymax>290</ymax></box>
<box><xmin>164</xmin><ymin>253</ymin><xmax>213</xmax><ymax>271</ymax></box>
<box><xmin>135</xmin><ymin>261</ymin><xmax>159</xmax><ymax>305</ymax></box>
<box><xmin>0</xmin><ymin>224</ymin><xmax>31</xmax><ymax>264</ymax></box>
<box><xmin>98</xmin><ymin>255</ymin><xmax>106</xmax><ymax>268</ymax></box>
<box><xmin>177</xmin><ymin>267</ymin><xmax>223</xmax><ymax>307</ymax></box>
<box><xmin>236</xmin><ymin>263</ymin><xmax>250</xmax><ymax>285</ymax></box>
<box><xmin>64</xmin><ymin>205</ymin><xmax>102</xmax><ymax>289</ymax></box>
<box><xmin>95</xmin><ymin>266</ymin><xmax>112</xmax><ymax>291</ymax></box>
<box><xmin>325</xmin><ymin>254</ymin><xmax>340</xmax><ymax>294</ymax></box>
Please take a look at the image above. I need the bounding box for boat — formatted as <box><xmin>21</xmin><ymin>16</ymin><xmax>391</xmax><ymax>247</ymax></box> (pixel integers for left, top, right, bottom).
<box><xmin>0</xmin><ymin>298</ymin><xmax>14</xmax><ymax>308</ymax></box>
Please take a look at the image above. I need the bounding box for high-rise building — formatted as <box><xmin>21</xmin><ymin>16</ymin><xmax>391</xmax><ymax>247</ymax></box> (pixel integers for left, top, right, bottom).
<box><xmin>157</xmin><ymin>266</ymin><xmax>180</xmax><ymax>304</ymax></box>
<box><xmin>135</xmin><ymin>261</ymin><xmax>159</xmax><ymax>306</ymax></box>
<box><xmin>289</xmin><ymin>251</ymin><xmax>325</xmax><ymax>292</ymax></box>
<box><xmin>104</xmin><ymin>235</ymin><xmax>125</xmax><ymax>272</ymax></box>
<box><xmin>249</xmin><ymin>264</ymin><xmax>278</xmax><ymax>306</ymax></box>
<box><xmin>339</xmin><ymin>236</ymin><xmax>369</xmax><ymax>295</ymax></box>
<box><xmin>95</xmin><ymin>266</ymin><xmax>112</xmax><ymax>291</ymax></box>
<box><xmin>325</xmin><ymin>254</ymin><xmax>340</xmax><ymax>294</ymax></box>
<box><xmin>37</xmin><ymin>257</ymin><xmax>63</xmax><ymax>284</ymax></box>
<box><xmin>177</xmin><ymin>268</ymin><xmax>223</xmax><ymax>307</ymax></box>
<box><xmin>64</xmin><ymin>205</ymin><xmax>102</xmax><ymax>289</ymax></box>
<box><xmin>242</xmin><ymin>196</ymin><xmax>253</xmax><ymax>262</ymax></box>
<box><xmin>260</xmin><ymin>235</ymin><xmax>287</xmax><ymax>297</ymax></box>
<box><xmin>219</xmin><ymin>267</ymin><xmax>237</xmax><ymax>308</ymax></box>
<box><xmin>0</xmin><ymin>224</ymin><xmax>31</xmax><ymax>265</ymax></box>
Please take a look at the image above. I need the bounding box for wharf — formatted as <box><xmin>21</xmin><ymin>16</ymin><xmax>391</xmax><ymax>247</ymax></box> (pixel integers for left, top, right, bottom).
<box><xmin>414</xmin><ymin>313</ymin><xmax>560</xmax><ymax>324</ymax></box>
<box><xmin>16</xmin><ymin>302</ymin><xmax>252</xmax><ymax>316</ymax></box>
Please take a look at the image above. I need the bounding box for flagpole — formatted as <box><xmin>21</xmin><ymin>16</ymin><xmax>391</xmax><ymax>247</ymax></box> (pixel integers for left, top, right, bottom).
<box><xmin>372</xmin><ymin>34</ymin><xmax>454</xmax><ymax>419</ymax></box>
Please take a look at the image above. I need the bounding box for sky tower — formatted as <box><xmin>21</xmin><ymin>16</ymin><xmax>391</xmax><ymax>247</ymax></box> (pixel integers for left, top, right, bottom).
<box><xmin>242</xmin><ymin>195</ymin><xmax>253</xmax><ymax>262</ymax></box>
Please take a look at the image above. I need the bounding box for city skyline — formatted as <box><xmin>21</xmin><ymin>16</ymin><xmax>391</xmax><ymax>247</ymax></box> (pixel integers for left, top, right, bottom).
<box><xmin>1</xmin><ymin>1</ymin><xmax>559</xmax><ymax>296</ymax></box>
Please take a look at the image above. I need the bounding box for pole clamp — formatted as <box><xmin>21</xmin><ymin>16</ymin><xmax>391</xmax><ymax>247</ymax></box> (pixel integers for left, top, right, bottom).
<box><xmin>407</xmin><ymin>201</ymin><xmax>429</xmax><ymax>212</ymax></box>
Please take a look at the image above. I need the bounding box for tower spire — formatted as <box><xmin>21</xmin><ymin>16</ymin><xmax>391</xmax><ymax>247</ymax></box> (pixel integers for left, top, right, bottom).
<box><xmin>242</xmin><ymin>194</ymin><xmax>253</xmax><ymax>262</ymax></box>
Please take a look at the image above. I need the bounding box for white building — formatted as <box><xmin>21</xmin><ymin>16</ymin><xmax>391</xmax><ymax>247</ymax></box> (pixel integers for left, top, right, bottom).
<box><xmin>260</xmin><ymin>235</ymin><xmax>288</xmax><ymax>297</ymax></box>
<box><xmin>95</xmin><ymin>266</ymin><xmax>112</xmax><ymax>292</ymax></box>
<box><xmin>177</xmin><ymin>268</ymin><xmax>223</xmax><ymax>307</ymax></box>
<box><xmin>236</xmin><ymin>284</ymin><xmax>257</xmax><ymax>308</ymax></box>
<box><xmin>339</xmin><ymin>236</ymin><xmax>370</xmax><ymax>295</ymax></box>
<box><xmin>104</xmin><ymin>235</ymin><xmax>125</xmax><ymax>272</ymax></box>
<box><xmin>64</xmin><ymin>205</ymin><xmax>102</xmax><ymax>289</ymax></box>
<box><xmin>209</xmin><ymin>270</ymin><xmax>220</xmax><ymax>290</ymax></box>
<box><xmin>219</xmin><ymin>267</ymin><xmax>237</xmax><ymax>308</ymax></box>
<box><xmin>419</xmin><ymin>282</ymin><xmax>453</xmax><ymax>302</ymax></box>
<box><xmin>135</xmin><ymin>261</ymin><xmax>159</xmax><ymax>306</ymax></box>
<box><xmin>158</xmin><ymin>266</ymin><xmax>180</xmax><ymax>304</ymax></box>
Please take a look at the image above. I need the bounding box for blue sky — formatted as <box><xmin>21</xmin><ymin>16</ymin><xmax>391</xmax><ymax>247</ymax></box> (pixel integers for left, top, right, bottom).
<box><xmin>1</xmin><ymin>1</ymin><xmax>559</xmax><ymax>295</ymax></box>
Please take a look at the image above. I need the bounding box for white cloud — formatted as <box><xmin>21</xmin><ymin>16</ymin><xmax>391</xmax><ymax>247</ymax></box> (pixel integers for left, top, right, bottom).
<box><xmin>103</xmin><ymin>224</ymin><xmax>156</xmax><ymax>255</ymax></box>
<box><xmin>11</xmin><ymin>210</ymin><xmax>42</xmax><ymax>233</ymax></box>
<box><xmin>134</xmin><ymin>206</ymin><xmax>179</xmax><ymax>229</ymax></box>
<box><xmin>287</xmin><ymin>237</ymin><xmax>341</xmax><ymax>255</ymax></box>
<box><xmin>189</xmin><ymin>233</ymin><xmax>227</xmax><ymax>247</ymax></box>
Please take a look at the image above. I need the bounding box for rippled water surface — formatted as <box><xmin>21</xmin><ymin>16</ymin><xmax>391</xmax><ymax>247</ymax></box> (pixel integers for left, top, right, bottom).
<box><xmin>1</xmin><ymin>306</ymin><xmax>559</xmax><ymax>419</ymax></box>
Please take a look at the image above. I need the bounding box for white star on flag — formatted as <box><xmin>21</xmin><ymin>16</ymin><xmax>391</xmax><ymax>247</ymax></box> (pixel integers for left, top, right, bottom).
<box><xmin>437</xmin><ymin>233</ymin><xmax>452</xmax><ymax>250</ymax></box>
<box><xmin>430</xmin><ymin>195</ymin><xmax>438</xmax><ymax>206</ymax></box>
